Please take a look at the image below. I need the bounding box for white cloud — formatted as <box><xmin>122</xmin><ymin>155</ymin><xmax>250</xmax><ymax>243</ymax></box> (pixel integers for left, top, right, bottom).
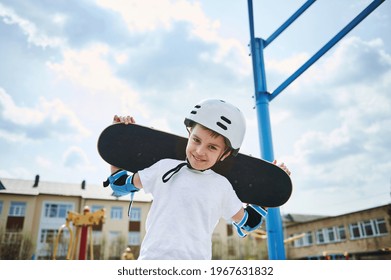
<box><xmin>95</xmin><ymin>0</ymin><xmax>249</xmax><ymax>75</ymax></box>
<box><xmin>0</xmin><ymin>2</ymin><xmax>65</xmax><ymax>48</ymax></box>
<box><xmin>46</xmin><ymin>44</ymin><xmax>149</xmax><ymax>116</ymax></box>
<box><xmin>35</xmin><ymin>156</ymin><xmax>53</xmax><ymax>169</ymax></box>
<box><xmin>47</xmin><ymin>44</ymin><xmax>115</xmax><ymax>92</ymax></box>
<box><xmin>278</xmin><ymin>36</ymin><xmax>391</xmax><ymax>213</ymax></box>
<box><xmin>0</xmin><ymin>166</ymin><xmax>32</xmax><ymax>181</ymax></box>
<box><xmin>63</xmin><ymin>146</ymin><xmax>92</xmax><ymax>169</ymax></box>
<box><xmin>96</xmin><ymin>0</ymin><xmax>203</xmax><ymax>33</ymax></box>
<box><xmin>51</xmin><ymin>13</ymin><xmax>67</xmax><ymax>27</ymax></box>
<box><xmin>0</xmin><ymin>88</ymin><xmax>89</xmax><ymax>141</ymax></box>
<box><xmin>268</xmin><ymin>52</ymin><xmax>309</xmax><ymax>76</ymax></box>
<box><xmin>0</xmin><ymin>88</ymin><xmax>44</xmax><ymax>125</ymax></box>
<box><xmin>46</xmin><ymin>43</ymin><xmax>157</xmax><ymax>124</ymax></box>
<box><xmin>1</xmin><ymin>0</ymin><xmax>389</xmax><ymax>216</ymax></box>
<box><xmin>300</xmin><ymin>37</ymin><xmax>390</xmax><ymax>88</ymax></box>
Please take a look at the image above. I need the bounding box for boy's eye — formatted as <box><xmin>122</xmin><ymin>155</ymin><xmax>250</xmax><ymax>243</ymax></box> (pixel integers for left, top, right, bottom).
<box><xmin>209</xmin><ymin>145</ymin><xmax>218</xmax><ymax>151</ymax></box>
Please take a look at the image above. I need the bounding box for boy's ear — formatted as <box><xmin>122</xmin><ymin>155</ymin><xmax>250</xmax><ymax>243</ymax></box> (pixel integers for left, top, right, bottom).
<box><xmin>220</xmin><ymin>150</ymin><xmax>232</xmax><ymax>161</ymax></box>
<box><xmin>186</xmin><ymin>125</ymin><xmax>194</xmax><ymax>135</ymax></box>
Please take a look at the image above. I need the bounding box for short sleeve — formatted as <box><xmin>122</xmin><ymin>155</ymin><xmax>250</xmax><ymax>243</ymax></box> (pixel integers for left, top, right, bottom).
<box><xmin>222</xmin><ymin>180</ymin><xmax>243</xmax><ymax>220</ymax></box>
<box><xmin>137</xmin><ymin>160</ymin><xmax>162</xmax><ymax>195</ymax></box>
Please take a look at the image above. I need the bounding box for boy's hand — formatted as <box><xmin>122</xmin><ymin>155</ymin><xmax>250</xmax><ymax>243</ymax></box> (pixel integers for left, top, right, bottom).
<box><xmin>110</xmin><ymin>115</ymin><xmax>136</xmax><ymax>174</ymax></box>
<box><xmin>273</xmin><ymin>160</ymin><xmax>291</xmax><ymax>176</ymax></box>
<box><xmin>113</xmin><ymin>115</ymin><xmax>136</xmax><ymax>125</ymax></box>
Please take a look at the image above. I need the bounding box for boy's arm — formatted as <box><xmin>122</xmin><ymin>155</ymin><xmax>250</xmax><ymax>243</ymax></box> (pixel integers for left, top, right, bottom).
<box><xmin>111</xmin><ymin>165</ymin><xmax>121</xmax><ymax>174</ymax></box>
<box><xmin>105</xmin><ymin>115</ymin><xmax>144</xmax><ymax>193</ymax></box>
<box><xmin>231</xmin><ymin>205</ymin><xmax>268</xmax><ymax>238</ymax></box>
<box><xmin>231</xmin><ymin>160</ymin><xmax>289</xmax><ymax>237</ymax></box>
<box><xmin>131</xmin><ymin>173</ymin><xmax>143</xmax><ymax>190</ymax></box>
<box><xmin>232</xmin><ymin>208</ymin><xmax>245</xmax><ymax>223</ymax></box>
<box><xmin>109</xmin><ymin>115</ymin><xmax>136</xmax><ymax>174</ymax></box>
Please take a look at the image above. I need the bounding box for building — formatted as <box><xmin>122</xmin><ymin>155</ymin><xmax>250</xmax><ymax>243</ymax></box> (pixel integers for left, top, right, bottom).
<box><xmin>284</xmin><ymin>204</ymin><xmax>391</xmax><ymax>260</ymax></box>
<box><xmin>7</xmin><ymin>176</ymin><xmax>388</xmax><ymax>260</ymax></box>
<box><xmin>0</xmin><ymin>175</ymin><xmax>153</xmax><ymax>259</ymax></box>
<box><xmin>0</xmin><ymin>176</ymin><xmax>267</xmax><ymax>260</ymax></box>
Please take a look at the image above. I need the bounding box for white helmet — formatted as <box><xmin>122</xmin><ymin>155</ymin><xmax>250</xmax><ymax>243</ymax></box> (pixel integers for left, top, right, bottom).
<box><xmin>184</xmin><ymin>99</ymin><xmax>246</xmax><ymax>156</ymax></box>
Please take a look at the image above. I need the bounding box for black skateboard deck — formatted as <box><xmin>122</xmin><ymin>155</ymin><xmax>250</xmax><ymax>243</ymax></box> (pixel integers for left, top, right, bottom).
<box><xmin>97</xmin><ymin>123</ymin><xmax>292</xmax><ymax>207</ymax></box>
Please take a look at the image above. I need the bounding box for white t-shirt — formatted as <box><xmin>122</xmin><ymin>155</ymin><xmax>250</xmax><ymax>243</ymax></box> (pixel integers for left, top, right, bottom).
<box><xmin>137</xmin><ymin>158</ymin><xmax>243</xmax><ymax>260</ymax></box>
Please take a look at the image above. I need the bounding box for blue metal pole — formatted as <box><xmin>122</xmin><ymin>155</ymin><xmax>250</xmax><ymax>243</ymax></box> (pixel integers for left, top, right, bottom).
<box><xmin>247</xmin><ymin>0</ymin><xmax>286</xmax><ymax>260</ymax></box>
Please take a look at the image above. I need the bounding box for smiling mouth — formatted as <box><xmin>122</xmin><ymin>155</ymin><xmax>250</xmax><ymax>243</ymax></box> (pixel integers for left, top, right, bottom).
<box><xmin>192</xmin><ymin>154</ymin><xmax>205</xmax><ymax>162</ymax></box>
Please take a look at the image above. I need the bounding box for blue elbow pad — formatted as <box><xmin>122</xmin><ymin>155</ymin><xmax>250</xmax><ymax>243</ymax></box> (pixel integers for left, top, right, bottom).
<box><xmin>103</xmin><ymin>169</ymin><xmax>139</xmax><ymax>197</ymax></box>
<box><xmin>232</xmin><ymin>204</ymin><xmax>268</xmax><ymax>238</ymax></box>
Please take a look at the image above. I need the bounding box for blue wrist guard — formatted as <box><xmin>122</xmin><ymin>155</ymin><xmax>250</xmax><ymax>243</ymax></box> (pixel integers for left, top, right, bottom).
<box><xmin>103</xmin><ymin>169</ymin><xmax>139</xmax><ymax>197</ymax></box>
<box><xmin>232</xmin><ymin>204</ymin><xmax>268</xmax><ymax>238</ymax></box>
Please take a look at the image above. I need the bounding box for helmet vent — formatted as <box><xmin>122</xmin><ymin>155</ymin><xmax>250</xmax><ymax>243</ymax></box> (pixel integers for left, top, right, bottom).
<box><xmin>190</xmin><ymin>110</ymin><xmax>197</xmax><ymax>115</ymax></box>
<box><xmin>220</xmin><ymin>116</ymin><xmax>231</xmax><ymax>124</ymax></box>
<box><xmin>216</xmin><ymin>122</ymin><xmax>228</xmax><ymax>130</ymax></box>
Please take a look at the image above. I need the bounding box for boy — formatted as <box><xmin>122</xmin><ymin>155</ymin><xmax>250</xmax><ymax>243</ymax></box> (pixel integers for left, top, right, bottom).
<box><xmin>106</xmin><ymin>99</ymin><xmax>290</xmax><ymax>259</ymax></box>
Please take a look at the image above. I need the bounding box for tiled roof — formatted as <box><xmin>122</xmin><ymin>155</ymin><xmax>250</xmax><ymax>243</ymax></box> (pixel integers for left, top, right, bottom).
<box><xmin>0</xmin><ymin>177</ymin><xmax>152</xmax><ymax>202</ymax></box>
<box><xmin>283</xmin><ymin>213</ymin><xmax>328</xmax><ymax>223</ymax></box>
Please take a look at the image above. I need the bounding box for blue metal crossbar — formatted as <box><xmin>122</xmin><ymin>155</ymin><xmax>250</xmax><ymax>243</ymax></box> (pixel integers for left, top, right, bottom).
<box><xmin>270</xmin><ymin>0</ymin><xmax>386</xmax><ymax>101</ymax></box>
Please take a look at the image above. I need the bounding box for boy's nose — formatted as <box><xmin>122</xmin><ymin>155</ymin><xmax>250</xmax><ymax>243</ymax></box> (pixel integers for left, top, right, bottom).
<box><xmin>196</xmin><ymin>145</ymin><xmax>207</xmax><ymax>156</ymax></box>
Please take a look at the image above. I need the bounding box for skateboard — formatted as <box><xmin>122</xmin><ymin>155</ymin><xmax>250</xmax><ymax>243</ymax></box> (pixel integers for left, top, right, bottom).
<box><xmin>97</xmin><ymin>123</ymin><xmax>292</xmax><ymax>207</ymax></box>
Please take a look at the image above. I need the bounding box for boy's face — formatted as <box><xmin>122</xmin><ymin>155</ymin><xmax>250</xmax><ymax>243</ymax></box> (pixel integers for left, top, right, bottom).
<box><xmin>186</xmin><ymin>124</ymin><xmax>230</xmax><ymax>170</ymax></box>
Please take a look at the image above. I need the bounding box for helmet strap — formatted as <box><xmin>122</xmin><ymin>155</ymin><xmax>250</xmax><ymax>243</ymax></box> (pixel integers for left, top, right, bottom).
<box><xmin>162</xmin><ymin>159</ymin><xmax>207</xmax><ymax>183</ymax></box>
<box><xmin>162</xmin><ymin>162</ymin><xmax>188</xmax><ymax>183</ymax></box>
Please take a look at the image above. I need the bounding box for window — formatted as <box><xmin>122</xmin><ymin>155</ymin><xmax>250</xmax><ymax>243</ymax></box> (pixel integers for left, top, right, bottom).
<box><xmin>337</xmin><ymin>225</ymin><xmax>346</xmax><ymax>240</ymax></box>
<box><xmin>296</xmin><ymin>231</ymin><xmax>314</xmax><ymax>247</ymax></box>
<box><xmin>92</xmin><ymin>231</ymin><xmax>103</xmax><ymax>245</ymax></box>
<box><xmin>362</xmin><ymin>220</ymin><xmax>374</xmax><ymax>236</ymax></box>
<box><xmin>293</xmin><ymin>235</ymin><xmax>304</xmax><ymax>247</ymax></box>
<box><xmin>128</xmin><ymin>232</ymin><xmax>140</xmax><ymax>245</ymax></box>
<box><xmin>0</xmin><ymin>201</ymin><xmax>3</xmax><ymax>215</ymax></box>
<box><xmin>349</xmin><ymin>218</ymin><xmax>388</xmax><ymax>239</ymax></box>
<box><xmin>44</xmin><ymin>203</ymin><xmax>72</xmax><ymax>219</ymax></box>
<box><xmin>376</xmin><ymin>218</ymin><xmax>387</xmax><ymax>235</ymax></box>
<box><xmin>316</xmin><ymin>229</ymin><xmax>325</xmax><ymax>244</ymax></box>
<box><xmin>316</xmin><ymin>226</ymin><xmax>346</xmax><ymax>244</ymax></box>
<box><xmin>350</xmin><ymin>222</ymin><xmax>361</xmax><ymax>239</ymax></box>
<box><xmin>128</xmin><ymin>207</ymin><xmax>141</xmax><ymax>245</ymax></box>
<box><xmin>111</xmin><ymin>207</ymin><xmax>123</xmax><ymax>220</ymax></box>
<box><xmin>109</xmin><ymin>231</ymin><xmax>123</xmax><ymax>259</ymax></box>
<box><xmin>129</xmin><ymin>207</ymin><xmax>141</xmax><ymax>221</ymax></box>
<box><xmin>40</xmin><ymin>229</ymin><xmax>59</xmax><ymax>244</ymax></box>
<box><xmin>292</xmin><ymin>232</ymin><xmax>314</xmax><ymax>247</ymax></box>
<box><xmin>306</xmin><ymin>231</ymin><xmax>313</xmax><ymax>245</ymax></box>
<box><xmin>7</xmin><ymin>202</ymin><xmax>26</xmax><ymax>232</ymax></box>
<box><xmin>3</xmin><ymin>231</ymin><xmax>23</xmax><ymax>243</ymax></box>
<box><xmin>9</xmin><ymin>202</ymin><xmax>26</xmax><ymax>216</ymax></box>
<box><xmin>326</xmin><ymin>227</ymin><xmax>335</xmax><ymax>242</ymax></box>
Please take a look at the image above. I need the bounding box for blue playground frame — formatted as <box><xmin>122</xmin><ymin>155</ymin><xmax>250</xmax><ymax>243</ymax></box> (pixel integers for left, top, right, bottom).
<box><xmin>246</xmin><ymin>0</ymin><xmax>385</xmax><ymax>259</ymax></box>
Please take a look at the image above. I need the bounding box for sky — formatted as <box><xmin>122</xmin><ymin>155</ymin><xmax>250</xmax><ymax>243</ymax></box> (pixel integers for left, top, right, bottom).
<box><xmin>0</xmin><ymin>0</ymin><xmax>390</xmax><ymax>216</ymax></box>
